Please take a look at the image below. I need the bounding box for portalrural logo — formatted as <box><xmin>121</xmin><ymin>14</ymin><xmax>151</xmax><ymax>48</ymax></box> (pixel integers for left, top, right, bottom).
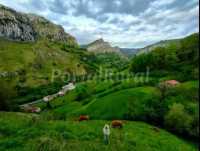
<box><xmin>51</xmin><ymin>66</ymin><xmax>150</xmax><ymax>83</ymax></box>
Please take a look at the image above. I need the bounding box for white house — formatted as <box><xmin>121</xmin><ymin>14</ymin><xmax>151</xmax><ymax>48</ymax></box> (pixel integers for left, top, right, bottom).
<box><xmin>62</xmin><ymin>82</ymin><xmax>76</xmax><ymax>91</ymax></box>
<box><xmin>58</xmin><ymin>83</ymin><xmax>76</xmax><ymax>97</ymax></box>
<box><xmin>43</xmin><ymin>94</ymin><xmax>58</xmax><ymax>102</ymax></box>
<box><xmin>58</xmin><ymin>90</ymin><xmax>65</xmax><ymax>96</ymax></box>
<box><xmin>43</xmin><ymin>96</ymin><xmax>49</xmax><ymax>102</ymax></box>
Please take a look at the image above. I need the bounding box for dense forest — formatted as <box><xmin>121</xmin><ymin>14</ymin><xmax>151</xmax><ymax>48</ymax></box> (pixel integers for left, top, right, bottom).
<box><xmin>130</xmin><ymin>33</ymin><xmax>199</xmax><ymax>81</ymax></box>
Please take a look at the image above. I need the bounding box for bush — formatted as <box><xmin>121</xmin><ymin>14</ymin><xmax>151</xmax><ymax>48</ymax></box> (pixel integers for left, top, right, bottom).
<box><xmin>125</xmin><ymin>96</ymin><xmax>163</xmax><ymax>124</ymax></box>
<box><xmin>75</xmin><ymin>84</ymin><xmax>91</xmax><ymax>101</ymax></box>
<box><xmin>0</xmin><ymin>80</ymin><xmax>16</xmax><ymax>111</ymax></box>
<box><xmin>166</xmin><ymin>81</ymin><xmax>199</xmax><ymax>102</ymax></box>
<box><xmin>164</xmin><ymin>103</ymin><xmax>194</xmax><ymax>137</ymax></box>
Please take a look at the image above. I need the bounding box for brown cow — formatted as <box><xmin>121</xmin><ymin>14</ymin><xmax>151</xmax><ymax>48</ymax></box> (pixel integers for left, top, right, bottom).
<box><xmin>79</xmin><ymin>115</ymin><xmax>89</xmax><ymax>121</ymax></box>
<box><xmin>111</xmin><ymin>120</ymin><xmax>123</xmax><ymax>128</ymax></box>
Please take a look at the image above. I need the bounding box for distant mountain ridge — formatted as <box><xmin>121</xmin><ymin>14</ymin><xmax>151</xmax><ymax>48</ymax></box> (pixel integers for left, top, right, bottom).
<box><xmin>120</xmin><ymin>48</ymin><xmax>139</xmax><ymax>57</ymax></box>
<box><xmin>137</xmin><ymin>39</ymin><xmax>181</xmax><ymax>55</ymax></box>
<box><xmin>86</xmin><ymin>37</ymin><xmax>181</xmax><ymax>57</ymax></box>
<box><xmin>121</xmin><ymin>37</ymin><xmax>187</xmax><ymax>56</ymax></box>
<box><xmin>0</xmin><ymin>4</ymin><xmax>77</xmax><ymax>46</ymax></box>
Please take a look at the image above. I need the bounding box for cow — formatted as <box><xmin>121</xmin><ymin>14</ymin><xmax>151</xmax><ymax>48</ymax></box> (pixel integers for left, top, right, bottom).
<box><xmin>79</xmin><ymin>115</ymin><xmax>89</xmax><ymax>121</ymax></box>
<box><xmin>111</xmin><ymin>120</ymin><xmax>123</xmax><ymax>128</ymax></box>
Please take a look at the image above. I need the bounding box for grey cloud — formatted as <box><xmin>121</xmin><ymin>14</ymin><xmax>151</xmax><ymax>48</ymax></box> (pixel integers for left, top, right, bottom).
<box><xmin>67</xmin><ymin>0</ymin><xmax>156</xmax><ymax>21</ymax></box>
<box><xmin>0</xmin><ymin>0</ymin><xmax>198</xmax><ymax>47</ymax></box>
<box><xmin>49</xmin><ymin>0</ymin><xmax>68</xmax><ymax>14</ymax></box>
<box><xmin>30</xmin><ymin>0</ymin><xmax>47</xmax><ymax>11</ymax></box>
<box><xmin>166</xmin><ymin>0</ymin><xmax>198</xmax><ymax>11</ymax></box>
<box><xmin>137</xmin><ymin>27</ymin><xmax>147</xmax><ymax>32</ymax></box>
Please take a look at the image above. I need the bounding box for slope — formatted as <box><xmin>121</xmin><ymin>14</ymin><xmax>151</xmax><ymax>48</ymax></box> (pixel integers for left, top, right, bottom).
<box><xmin>0</xmin><ymin>112</ymin><xmax>197</xmax><ymax>151</ymax></box>
<box><xmin>73</xmin><ymin>87</ymin><xmax>160</xmax><ymax>120</ymax></box>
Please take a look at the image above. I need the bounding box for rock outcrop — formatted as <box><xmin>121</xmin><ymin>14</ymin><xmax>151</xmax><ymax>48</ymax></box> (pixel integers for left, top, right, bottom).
<box><xmin>0</xmin><ymin>5</ymin><xmax>36</xmax><ymax>41</ymax></box>
<box><xmin>0</xmin><ymin>4</ymin><xmax>77</xmax><ymax>45</ymax></box>
<box><xmin>87</xmin><ymin>38</ymin><xmax>121</xmax><ymax>54</ymax></box>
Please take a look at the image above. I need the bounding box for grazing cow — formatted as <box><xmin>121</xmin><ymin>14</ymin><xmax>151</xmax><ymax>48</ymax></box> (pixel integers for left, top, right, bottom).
<box><xmin>112</xmin><ymin>120</ymin><xmax>123</xmax><ymax>128</ymax></box>
<box><xmin>79</xmin><ymin>115</ymin><xmax>89</xmax><ymax>121</ymax></box>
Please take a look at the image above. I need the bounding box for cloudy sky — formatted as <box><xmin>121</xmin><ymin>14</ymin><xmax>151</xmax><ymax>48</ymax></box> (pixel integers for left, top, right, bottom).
<box><xmin>0</xmin><ymin>0</ymin><xmax>199</xmax><ymax>48</ymax></box>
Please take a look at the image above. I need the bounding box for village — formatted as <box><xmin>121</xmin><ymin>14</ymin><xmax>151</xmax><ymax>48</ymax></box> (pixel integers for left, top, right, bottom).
<box><xmin>20</xmin><ymin>82</ymin><xmax>76</xmax><ymax>113</ymax></box>
<box><xmin>19</xmin><ymin>80</ymin><xmax>180</xmax><ymax>114</ymax></box>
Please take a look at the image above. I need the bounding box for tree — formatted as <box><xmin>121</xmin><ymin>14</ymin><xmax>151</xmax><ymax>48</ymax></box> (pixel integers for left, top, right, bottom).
<box><xmin>164</xmin><ymin>103</ymin><xmax>193</xmax><ymax>135</ymax></box>
<box><xmin>0</xmin><ymin>80</ymin><xmax>16</xmax><ymax>111</ymax></box>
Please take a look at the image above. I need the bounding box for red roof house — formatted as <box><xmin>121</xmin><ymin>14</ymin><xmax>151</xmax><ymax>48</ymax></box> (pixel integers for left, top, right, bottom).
<box><xmin>164</xmin><ymin>80</ymin><xmax>180</xmax><ymax>86</ymax></box>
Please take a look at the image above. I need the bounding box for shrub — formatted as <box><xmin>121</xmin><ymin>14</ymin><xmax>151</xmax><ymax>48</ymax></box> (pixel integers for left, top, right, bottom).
<box><xmin>74</xmin><ymin>84</ymin><xmax>91</xmax><ymax>101</ymax></box>
<box><xmin>0</xmin><ymin>80</ymin><xmax>16</xmax><ymax>111</ymax></box>
<box><xmin>164</xmin><ymin>103</ymin><xmax>193</xmax><ymax>136</ymax></box>
<box><xmin>125</xmin><ymin>89</ymin><xmax>162</xmax><ymax>124</ymax></box>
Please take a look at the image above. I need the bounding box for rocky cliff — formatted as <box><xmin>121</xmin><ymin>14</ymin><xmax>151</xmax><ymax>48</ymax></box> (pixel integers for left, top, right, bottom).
<box><xmin>87</xmin><ymin>38</ymin><xmax>121</xmax><ymax>54</ymax></box>
<box><xmin>0</xmin><ymin>4</ymin><xmax>77</xmax><ymax>45</ymax></box>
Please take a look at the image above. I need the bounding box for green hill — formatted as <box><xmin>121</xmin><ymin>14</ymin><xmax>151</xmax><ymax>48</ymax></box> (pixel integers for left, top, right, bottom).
<box><xmin>74</xmin><ymin>87</ymin><xmax>160</xmax><ymax>120</ymax></box>
<box><xmin>0</xmin><ymin>112</ymin><xmax>197</xmax><ymax>151</ymax></box>
<box><xmin>0</xmin><ymin>37</ymin><xmax>102</xmax><ymax>108</ymax></box>
<box><xmin>137</xmin><ymin>38</ymin><xmax>181</xmax><ymax>55</ymax></box>
<box><xmin>44</xmin><ymin>81</ymin><xmax>198</xmax><ymax>139</ymax></box>
<box><xmin>130</xmin><ymin>33</ymin><xmax>199</xmax><ymax>81</ymax></box>
<box><xmin>0</xmin><ymin>4</ymin><xmax>101</xmax><ymax>108</ymax></box>
<box><xmin>0</xmin><ymin>38</ymin><xmax>88</xmax><ymax>86</ymax></box>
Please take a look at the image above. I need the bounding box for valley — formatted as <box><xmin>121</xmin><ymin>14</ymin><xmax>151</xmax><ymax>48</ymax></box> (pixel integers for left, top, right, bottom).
<box><xmin>0</xmin><ymin>3</ymin><xmax>199</xmax><ymax>151</ymax></box>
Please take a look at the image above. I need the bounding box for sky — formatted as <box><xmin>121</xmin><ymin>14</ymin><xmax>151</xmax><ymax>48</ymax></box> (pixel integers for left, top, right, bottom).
<box><xmin>0</xmin><ymin>0</ymin><xmax>199</xmax><ymax>48</ymax></box>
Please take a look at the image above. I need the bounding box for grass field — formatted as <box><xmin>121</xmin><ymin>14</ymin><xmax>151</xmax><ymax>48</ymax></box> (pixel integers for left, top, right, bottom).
<box><xmin>0</xmin><ymin>112</ymin><xmax>197</xmax><ymax>151</ymax></box>
<box><xmin>74</xmin><ymin>87</ymin><xmax>160</xmax><ymax>119</ymax></box>
<box><xmin>42</xmin><ymin>81</ymin><xmax>198</xmax><ymax>121</ymax></box>
<box><xmin>41</xmin><ymin>85</ymin><xmax>159</xmax><ymax>119</ymax></box>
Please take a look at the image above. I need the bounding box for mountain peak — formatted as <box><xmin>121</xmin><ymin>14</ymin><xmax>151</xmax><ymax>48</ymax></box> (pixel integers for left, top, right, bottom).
<box><xmin>87</xmin><ymin>38</ymin><xmax>121</xmax><ymax>54</ymax></box>
<box><xmin>89</xmin><ymin>38</ymin><xmax>105</xmax><ymax>45</ymax></box>
<box><xmin>96</xmin><ymin>38</ymin><xmax>104</xmax><ymax>42</ymax></box>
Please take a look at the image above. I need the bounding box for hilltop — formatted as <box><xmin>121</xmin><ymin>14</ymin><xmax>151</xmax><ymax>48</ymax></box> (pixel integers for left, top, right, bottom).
<box><xmin>86</xmin><ymin>39</ymin><xmax>121</xmax><ymax>54</ymax></box>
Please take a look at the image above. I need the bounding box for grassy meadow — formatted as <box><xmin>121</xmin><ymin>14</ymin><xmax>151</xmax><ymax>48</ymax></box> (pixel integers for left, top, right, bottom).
<box><xmin>0</xmin><ymin>112</ymin><xmax>198</xmax><ymax>151</ymax></box>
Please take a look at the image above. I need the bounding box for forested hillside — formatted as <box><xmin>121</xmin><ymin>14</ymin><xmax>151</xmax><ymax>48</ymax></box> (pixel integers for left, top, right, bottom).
<box><xmin>130</xmin><ymin>33</ymin><xmax>199</xmax><ymax>81</ymax></box>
